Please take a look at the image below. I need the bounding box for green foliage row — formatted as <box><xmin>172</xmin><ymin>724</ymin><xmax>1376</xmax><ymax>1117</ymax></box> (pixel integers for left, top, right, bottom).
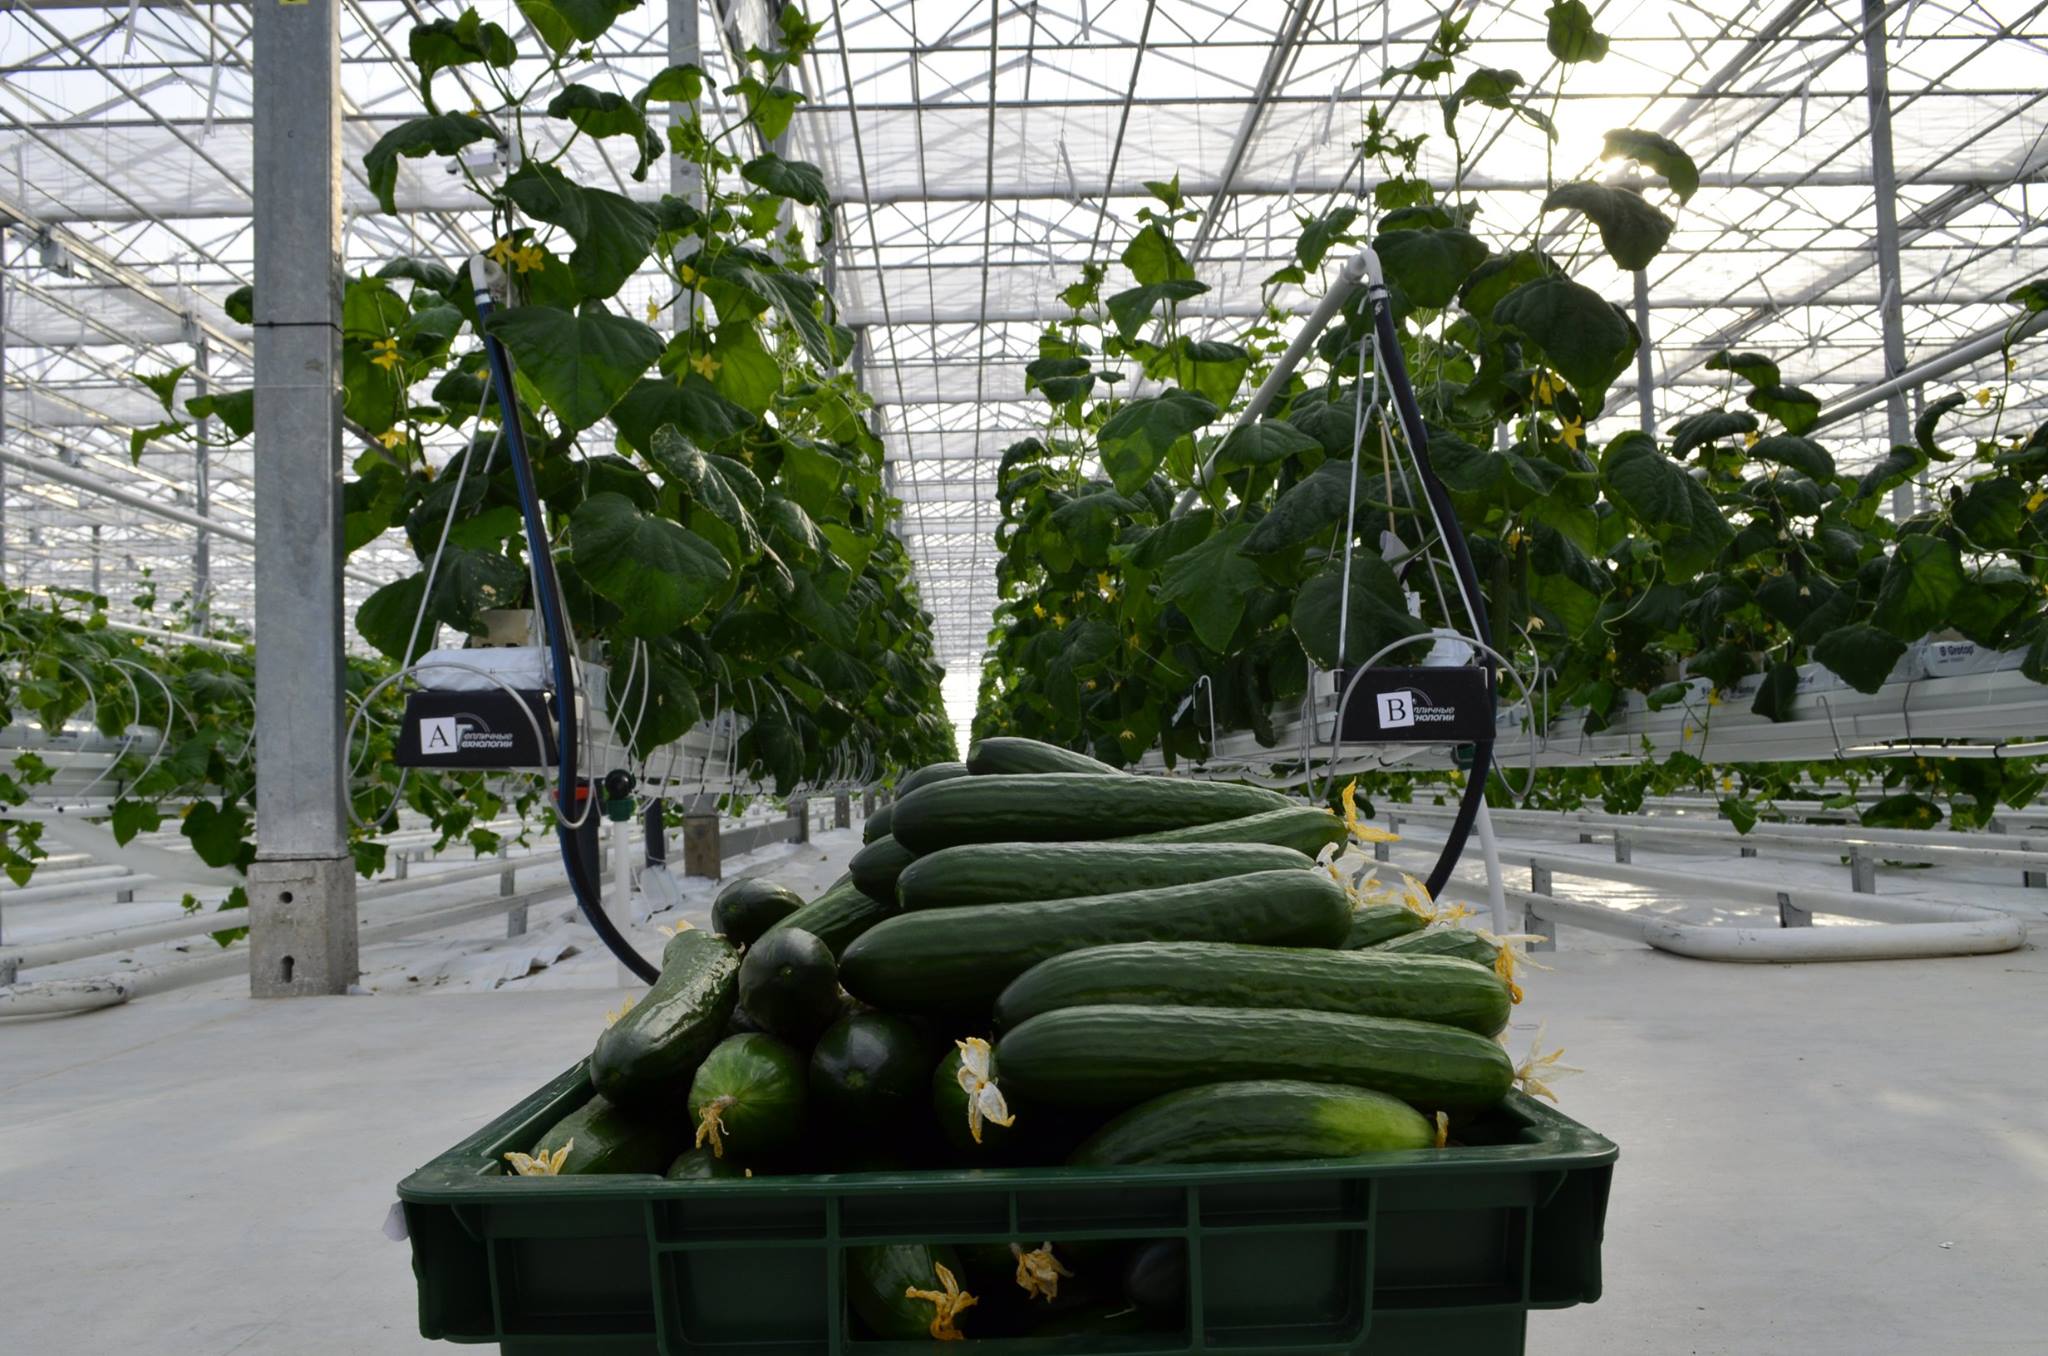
<box><xmin>971</xmin><ymin>5</ymin><xmax>2048</xmax><ymax>826</ymax></box>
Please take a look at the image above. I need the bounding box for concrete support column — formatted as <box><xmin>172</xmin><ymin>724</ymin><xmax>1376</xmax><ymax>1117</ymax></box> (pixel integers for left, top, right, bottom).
<box><xmin>682</xmin><ymin>813</ymin><xmax>721</xmax><ymax>880</ymax></box>
<box><xmin>1613</xmin><ymin>834</ymin><xmax>1632</xmax><ymax>865</ymax></box>
<box><xmin>791</xmin><ymin>796</ymin><xmax>811</xmax><ymax>844</ymax></box>
<box><xmin>861</xmin><ymin>787</ymin><xmax>876</xmax><ymax>818</ymax></box>
<box><xmin>1525</xmin><ymin>861</ymin><xmax>1557</xmax><ymax>952</ymax></box>
<box><xmin>1778</xmin><ymin>891</ymin><xmax>1813</xmax><ymax>928</ymax></box>
<box><xmin>1849</xmin><ymin>848</ymin><xmax>1877</xmax><ymax>894</ymax></box>
<box><xmin>248</xmin><ymin>0</ymin><xmax>355</xmax><ymax>997</ymax></box>
<box><xmin>833</xmin><ymin>791</ymin><xmax>851</xmax><ymax>830</ymax></box>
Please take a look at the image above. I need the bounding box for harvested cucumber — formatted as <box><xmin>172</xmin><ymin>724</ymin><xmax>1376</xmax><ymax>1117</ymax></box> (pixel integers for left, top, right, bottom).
<box><xmin>895</xmin><ymin>841</ymin><xmax>1311</xmax><ymax>912</ymax></box>
<box><xmin>762</xmin><ymin>874</ymin><xmax>891</xmax><ymax>957</ymax></box>
<box><xmin>809</xmin><ymin>1011</ymin><xmax>931</xmax><ymax>1138</ymax></box>
<box><xmin>932</xmin><ymin>1042</ymin><xmax>1015</xmax><ymax>1155</ymax></box>
<box><xmin>848</xmin><ymin>1243</ymin><xmax>969</xmax><ymax>1340</ymax></box>
<box><xmin>1347</xmin><ymin>903</ymin><xmax>1428</xmax><ymax>948</ymax></box>
<box><xmin>897</xmin><ymin>760</ymin><xmax>970</xmax><ymax>796</ymax></box>
<box><xmin>1070</xmin><ymin>1079</ymin><xmax>1435</xmax><ymax>1165</ymax></box>
<box><xmin>890</xmin><ymin>774</ymin><xmax>1291</xmax><ymax>854</ymax></box>
<box><xmin>711</xmin><ymin>877</ymin><xmax>804</xmax><ymax>946</ymax></box>
<box><xmin>994</xmin><ymin>942</ymin><xmax>1510</xmax><ymax>1036</ymax></box>
<box><xmin>664</xmin><ymin>1146</ymin><xmax>747</xmax><ymax>1180</ymax></box>
<box><xmin>1377</xmin><ymin>927</ymin><xmax>1501</xmax><ymax>966</ymax></box>
<box><xmin>862</xmin><ymin>800</ymin><xmax>894</xmax><ymax>843</ymax></box>
<box><xmin>737</xmin><ymin>927</ymin><xmax>841</xmax><ymax>1044</ymax></box>
<box><xmin>522</xmin><ymin>1094</ymin><xmax>674</xmax><ymax>1175</ymax></box>
<box><xmin>687</xmin><ymin>1033</ymin><xmax>807</xmax><ymax>1159</ymax></box>
<box><xmin>588</xmin><ymin>929</ymin><xmax>739</xmax><ymax>1108</ymax></box>
<box><xmin>997</xmin><ymin>1004</ymin><xmax>1514</xmax><ymax>1110</ymax></box>
<box><xmin>840</xmin><ymin>869</ymin><xmax>1351</xmax><ymax>1015</ymax></box>
<box><xmin>1127</xmin><ymin>804</ymin><xmax>1347</xmax><ymax>857</ymax></box>
<box><xmin>1124</xmin><ymin>1240</ymin><xmax>1186</xmax><ymax>1323</ymax></box>
<box><xmin>848</xmin><ymin>833</ymin><xmax>917</xmax><ymax>905</ymax></box>
<box><xmin>967</xmin><ymin>736</ymin><xmax>1119</xmax><ymax>776</ymax></box>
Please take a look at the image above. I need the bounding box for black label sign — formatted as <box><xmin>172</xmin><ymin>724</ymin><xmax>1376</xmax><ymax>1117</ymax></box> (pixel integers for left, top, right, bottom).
<box><xmin>1335</xmin><ymin>666</ymin><xmax>1494</xmax><ymax>744</ymax></box>
<box><xmin>395</xmin><ymin>688</ymin><xmax>557</xmax><ymax>769</ymax></box>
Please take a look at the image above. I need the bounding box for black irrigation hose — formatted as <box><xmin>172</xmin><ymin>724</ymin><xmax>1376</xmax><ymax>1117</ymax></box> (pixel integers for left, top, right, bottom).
<box><xmin>472</xmin><ymin>264</ymin><xmax>660</xmax><ymax>983</ymax></box>
<box><xmin>1371</xmin><ymin>291</ymin><xmax>1496</xmax><ymax>902</ymax></box>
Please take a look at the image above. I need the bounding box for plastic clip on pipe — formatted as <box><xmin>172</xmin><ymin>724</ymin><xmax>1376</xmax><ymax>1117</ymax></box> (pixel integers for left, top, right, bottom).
<box><xmin>468</xmin><ymin>256</ymin><xmax>660</xmax><ymax>983</ymax></box>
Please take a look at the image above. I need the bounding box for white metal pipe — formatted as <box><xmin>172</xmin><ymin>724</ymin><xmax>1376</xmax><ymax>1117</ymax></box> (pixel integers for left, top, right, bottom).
<box><xmin>35</xmin><ymin>813</ymin><xmax>242</xmax><ymax>887</ymax></box>
<box><xmin>1394</xmin><ymin>801</ymin><xmax>2048</xmax><ymax>871</ymax></box>
<box><xmin>1471</xmin><ymin>800</ymin><xmax>1510</xmax><ymax>936</ymax></box>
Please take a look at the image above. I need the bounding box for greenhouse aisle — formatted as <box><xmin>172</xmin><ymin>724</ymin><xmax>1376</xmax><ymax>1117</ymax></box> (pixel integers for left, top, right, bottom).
<box><xmin>1</xmin><ymin>915</ymin><xmax>2037</xmax><ymax>1354</ymax></box>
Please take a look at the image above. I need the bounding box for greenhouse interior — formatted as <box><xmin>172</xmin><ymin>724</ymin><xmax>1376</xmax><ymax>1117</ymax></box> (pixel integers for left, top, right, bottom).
<box><xmin>2</xmin><ymin>0</ymin><xmax>2044</xmax><ymax>1351</ymax></box>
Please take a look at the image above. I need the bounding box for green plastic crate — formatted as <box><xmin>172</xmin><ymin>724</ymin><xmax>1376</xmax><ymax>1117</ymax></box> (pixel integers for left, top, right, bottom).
<box><xmin>399</xmin><ymin>1062</ymin><xmax>1616</xmax><ymax>1355</ymax></box>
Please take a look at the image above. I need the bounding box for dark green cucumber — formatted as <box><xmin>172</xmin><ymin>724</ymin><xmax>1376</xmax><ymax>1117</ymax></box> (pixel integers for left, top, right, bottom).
<box><xmin>849</xmin><ymin>1243</ymin><xmax>968</xmax><ymax>1340</ymax></box>
<box><xmin>896</xmin><ymin>841</ymin><xmax>1311</xmax><ymax>912</ymax></box>
<box><xmin>840</xmin><ymin>869</ymin><xmax>1350</xmax><ymax>1014</ymax></box>
<box><xmin>993</xmin><ymin>942</ymin><xmax>1511</xmax><ymax>1036</ymax></box>
<box><xmin>1126</xmin><ymin>804</ymin><xmax>1347</xmax><ymax>857</ymax></box>
<box><xmin>711</xmin><ymin>877</ymin><xmax>804</xmax><ymax>946</ymax></box>
<box><xmin>589</xmin><ymin>929</ymin><xmax>740</xmax><ymax>1108</ymax></box>
<box><xmin>848</xmin><ymin>833</ymin><xmax>917</xmax><ymax>905</ymax></box>
<box><xmin>897</xmin><ymin>760</ymin><xmax>970</xmax><ymax>796</ymax></box>
<box><xmin>1124</xmin><ymin>1241</ymin><xmax>1186</xmax><ymax>1323</ymax></box>
<box><xmin>996</xmin><ymin>1004</ymin><xmax>1514</xmax><ymax>1110</ymax></box>
<box><xmin>890</xmin><ymin>774</ymin><xmax>1291</xmax><ymax>854</ymax></box>
<box><xmin>967</xmin><ymin>735</ymin><xmax>1119</xmax><ymax>776</ymax></box>
<box><xmin>809</xmin><ymin>1011</ymin><xmax>931</xmax><ymax>1137</ymax></box>
<box><xmin>687</xmin><ymin>1033</ymin><xmax>807</xmax><ymax>1159</ymax></box>
<box><xmin>764</xmin><ymin>873</ymin><xmax>890</xmax><ymax>957</ymax></box>
<box><xmin>525</xmin><ymin>1093</ymin><xmax>674</xmax><ymax>1175</ymax></box>
<box><xmin>862</xmin><ymin>800</ymin><xmax>895</xmax><ymax>843</ymax></box>
<box><xmin>665</xmin><ymin>1146</ymin><xmax>747</xmax><ymax>1180</ymax></box>
<box><xmin>1347</xmin><ymin>903</ymin><xmax>1428</xmax><ymax>948</ymax></box>
<box><xmin>737</xmin><ymin>927</ymin><xmax>840</xmax><ymax>1044</ymax></box>
<box><xmin>932</xmin><ymin>1043</ymin><xmax>1016</xmax><ymax>1155</ymax></box>
<box><xmin>1070</xmin><ymin>1080</ymin><xmax>1434</xmax><ymax>1165</ymax></box>
<box><xmin>1377</xmin><ymin>927</ymin><xmax>1500</xmax><ymax>966</ymax></box>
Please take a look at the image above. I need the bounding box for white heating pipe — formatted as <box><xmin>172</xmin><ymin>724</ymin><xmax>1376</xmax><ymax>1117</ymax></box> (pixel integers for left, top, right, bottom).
<box><xmin>1401</xmin><ymin>830</ymin><xmax>2029</xmax><ymax>962</ymax></box>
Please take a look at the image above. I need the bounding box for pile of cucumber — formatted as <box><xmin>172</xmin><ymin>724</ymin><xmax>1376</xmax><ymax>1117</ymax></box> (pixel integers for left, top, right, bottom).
<box><xmin>507</xmin><ymin>737</ymin><xmax>1521</xmax><ymax>1338</ymax></box>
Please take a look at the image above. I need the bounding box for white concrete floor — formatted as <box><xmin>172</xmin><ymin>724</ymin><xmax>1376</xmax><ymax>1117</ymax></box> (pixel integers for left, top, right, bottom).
<box><xmin>4</xmin><ymin>825</ymin><xmax>2045</xmax><ymax>1354</ymax></box>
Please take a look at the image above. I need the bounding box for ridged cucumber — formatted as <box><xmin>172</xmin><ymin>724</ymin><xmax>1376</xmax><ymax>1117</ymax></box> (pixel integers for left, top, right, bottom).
<box><xmin>896</xmin><ymin>841</ymin><xmax>1311</xmax><ymax>911</ymax></box>
<box><xmin>588</xmin><ymin>929</ymin><xmax>740</xmax><ymax>1108</ymax></box>
<box><xmin>763</xmin><ymin>874</ymin><xmax>890</xmax><ymax>957</ymax></box>
<box><xmin>524</xmin><ymin>1094</ymin><xmax>675</xmax><ymax>1175</ymax></box>
<box><xmin>1070</xmin><ymin>1080</ymin><xmax>1434</xmax><ymax>1165</ymax></box>
<box><xmin>890</xmin><ymin>774</ymin><xmax>1291</xmax><ymax>853</ymax></box>
<box><xmin>839</xmin><ymin>869</ymin><xmax>1350</xmax><ymax>1014</ymax></box>
<box><xmin>897</xmin><ymin>760</ymin><xmax>970</xmax><ymax>796</ymax></box>
<box><xmin>687</xmin><ymin>1033</ymin><xmax>807</xmax><ymax>1159</ymax></box>
<box><xmin>809</xmin><ymin>1011</ymin><xmax>931</xmax><ymax>1137</ymax></box>
<box><xmin>993</xmin><ymin>942</ymin><xmax>1510</xmax><ymax>1036</ymax></box>
<box><xmin>848</xmin><ymin>833</ymin><xmax>917</xmax><ymax>905</ymax></box>
<box><xmin>711</xmin><ymin>878</ymin><xmax>803</xmax><ymax>946</ymax></box>
<box><xmin>1377</xmin><ymin>927</ymin><xmax>1500</xmax><ymax>966</ymax></box>
<box><xmin>996</xmin><ymin>1004</ymin><xmax>1514</xmax><ymax>1110</ymax></box>
<box><xmin>1125</xmin><ymin>804</ymin><xmax>1347</xmax><ymax>857</ymax></box>
<box><xmin>1347</xmin><ymin>903</ymin><xmax>1428</xmax><ymax>949</ymax></box>
<box><xmin>849</xmin><ymin>1243</ymin><xmax>969</xmax><ymax>1340</ymax></box>
<box><xmin>736</xmin><ymin>927</ymin><xmax>840</xmax><ymax>1044</ymax></box>
<box><xmin>967</xmin><ymin>736</ymin><xmax>1120</xmax><ymax>776</ymax></box>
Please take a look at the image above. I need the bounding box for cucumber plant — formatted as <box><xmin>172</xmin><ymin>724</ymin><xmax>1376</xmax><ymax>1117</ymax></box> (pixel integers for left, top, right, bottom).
<box><xmin>971</xmin><ymin>5</ymin><xmax>2048</xmax><ymax>828</ymax></box>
